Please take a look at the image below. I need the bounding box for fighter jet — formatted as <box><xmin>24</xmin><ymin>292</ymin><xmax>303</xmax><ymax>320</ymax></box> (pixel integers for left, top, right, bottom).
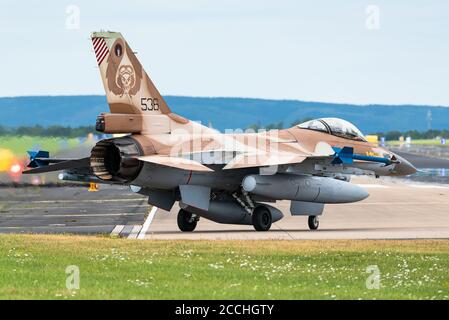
<box><xmin>24</xmin><ymin>31</ymin><xmax>417</xmax><ymax>232</ymax></box>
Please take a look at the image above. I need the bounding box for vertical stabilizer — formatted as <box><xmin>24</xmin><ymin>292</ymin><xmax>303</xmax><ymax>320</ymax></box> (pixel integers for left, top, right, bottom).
<box><xmin>91</xmin><ymin>31</ymin><xmax>171</xmax><ymax>115</ymax></box>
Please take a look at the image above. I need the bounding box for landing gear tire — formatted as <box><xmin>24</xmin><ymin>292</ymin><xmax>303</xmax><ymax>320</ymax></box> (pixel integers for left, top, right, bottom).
<box><xmin>177</xmin><ymin>209</ymin><xmax>198</xmax><ymax>232</ymax></box>
<box><xmin>252</xmin><ymin>206</ymin><xmax>272</xmax><ymax>231</ymax></box>
<box><xmin>308</xmin><ymin>215</ymin><xmax>319</xmax><ymax>230</ymax></box>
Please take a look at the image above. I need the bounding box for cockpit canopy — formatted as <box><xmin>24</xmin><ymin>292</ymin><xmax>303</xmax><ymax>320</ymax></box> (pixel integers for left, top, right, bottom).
<box><xmin>297</xmin><ymin>118</ymin><xmax>366</xmax><ymax>141</ymax></box>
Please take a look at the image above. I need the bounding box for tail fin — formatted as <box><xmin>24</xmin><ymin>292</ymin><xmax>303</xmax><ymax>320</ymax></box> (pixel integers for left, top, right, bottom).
<box><xmin>91</xmin><ymin>31</ymin><xmax>171</xmax><ymax>115</ymax></box>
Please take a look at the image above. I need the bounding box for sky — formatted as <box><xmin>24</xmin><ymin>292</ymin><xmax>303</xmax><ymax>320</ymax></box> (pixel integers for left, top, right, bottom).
<box><xmin>1</xmin><ymin>0</ymin><xmax>448</xmax><ymax>106</ymax></box>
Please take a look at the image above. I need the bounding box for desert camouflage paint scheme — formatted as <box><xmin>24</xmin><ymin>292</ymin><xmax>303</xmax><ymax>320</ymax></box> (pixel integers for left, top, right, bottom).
<box><xmin>24</xmin><ymin>31</ymin><xmax>416</xmax><ymax>232</ymax></box>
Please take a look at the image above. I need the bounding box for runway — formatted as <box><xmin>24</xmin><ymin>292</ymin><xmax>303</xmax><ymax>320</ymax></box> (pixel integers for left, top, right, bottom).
<box><xmin>0</xmin><ymin>177</ymin><xmax>448</xmax><ymax>240</ymax></box>
<box><xmin>0</xmin><ymin>186</ymin><xmax>148</xmax><ymax>235</ymax></box>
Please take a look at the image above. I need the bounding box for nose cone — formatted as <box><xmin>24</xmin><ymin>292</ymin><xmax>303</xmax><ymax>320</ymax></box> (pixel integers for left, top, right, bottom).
<box><xmin>393</xmin><ymin>154</ymin><xmax>417</xmax><ymax>176</ymax></box>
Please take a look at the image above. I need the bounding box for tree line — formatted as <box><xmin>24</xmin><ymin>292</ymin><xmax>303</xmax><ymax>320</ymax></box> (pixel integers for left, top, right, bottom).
<box><xmin>248</xmin><ymin>119</ymin><xmax>449</xmax><ymax>140</ymax></box>
<box><xmin>0</xmin><ymin>125</ymin><xmax>96</xmax><ymax>138</ymax></box>
<box><xmin>373</xmin><ymin>129</ymin><xmax>449</xmax><ymax>141</ymax></box>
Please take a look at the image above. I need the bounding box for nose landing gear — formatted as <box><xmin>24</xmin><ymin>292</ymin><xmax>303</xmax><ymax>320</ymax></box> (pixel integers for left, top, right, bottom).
<box><xmin>308</xmin><ymin>215</ymin><xmax>319</xmax><ymax>230</ymax></box>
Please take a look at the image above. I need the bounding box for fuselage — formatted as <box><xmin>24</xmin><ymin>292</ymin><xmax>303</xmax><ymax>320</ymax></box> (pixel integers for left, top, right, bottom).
<box><xmin>107</xmin><ymin>123</ymin><xmax>416</xmax><ymax>192</ymax></box>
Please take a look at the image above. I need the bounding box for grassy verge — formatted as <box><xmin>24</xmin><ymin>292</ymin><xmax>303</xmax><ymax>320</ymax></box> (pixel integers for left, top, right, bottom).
<box><xmin>387</xmin><ymin>139</ymin><xmax>448</xmax><ymax>146</ymax></box>
<box><xmin>0</xmin><ymin>235</ymin><xmax>448</xmax><ymax>299</ymax></box>
<box><xmin>0</xmin><ymin>136</ymin><xmax>80</xmax><ymax>157</ymax></box>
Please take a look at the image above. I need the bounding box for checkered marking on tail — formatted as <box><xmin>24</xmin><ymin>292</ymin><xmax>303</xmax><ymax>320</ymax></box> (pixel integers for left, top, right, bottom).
<box><xmin>92</xmin><ymin>37</ymin><xmax>109</xmax><ymax>66</ymax></box>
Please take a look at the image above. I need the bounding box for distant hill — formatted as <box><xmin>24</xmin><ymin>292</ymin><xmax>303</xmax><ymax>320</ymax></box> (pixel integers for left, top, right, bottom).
<box><xmin>0</xmin><ymin>95</ymin><xmax>448</xmax><ymax>133</ymax></box>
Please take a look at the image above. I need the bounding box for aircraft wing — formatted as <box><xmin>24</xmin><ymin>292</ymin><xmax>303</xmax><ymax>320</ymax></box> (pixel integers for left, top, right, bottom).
<box><xmin>219</xmin><ymin>139</ymin><xmax>335</xmax><ymax>170</ymax></box>
<box><xmin>223</xmin><ymin>152</ymin><xmax>308</xmax><ymax>170</ymax></box>
<box><xmin>222</xmin><ymin>144</ymin><xmax>397</xmax><ymax>170</ymax></box>
<box><xmin>22</xmin><ymin>150</ymin><xmax>91</xmax><ymax>174</ymax></box>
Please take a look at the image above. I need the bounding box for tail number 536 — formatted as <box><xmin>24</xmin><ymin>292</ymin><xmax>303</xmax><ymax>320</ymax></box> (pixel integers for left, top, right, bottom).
<box><xmin>140</xmin><ymin>98</ymin><xmax>160</xmax><ymax>111</ymax></box>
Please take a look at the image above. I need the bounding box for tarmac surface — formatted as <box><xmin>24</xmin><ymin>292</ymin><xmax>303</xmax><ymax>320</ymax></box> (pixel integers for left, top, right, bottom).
<box><xmin>392</xmin><ymin>149</ymin><xmax>449</xmax><ymax>169</ymax></box>
<box><xmin>0</xmin><ymin>177</ymin><xmax>448</xmax><ymax>240</ymax></box>
<box><xmin>0</xmin><ymin>186</ymin><xmax>147</xmax><ymax>235</ymax></box>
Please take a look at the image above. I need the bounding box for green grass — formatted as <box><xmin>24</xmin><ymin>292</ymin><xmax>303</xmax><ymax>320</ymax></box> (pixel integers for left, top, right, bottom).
<box><xmin>387</xmin><ymin>139</ymin><xmax>448</xmax><ymax>146</ymax></box>
<box><xmin>0</xmin><ymin>235</ymin><xmax>448</xmax><ymax>300</ymax></box>
<box><xmin>0</xmin><ymin>136</ymin><xmax>80</xmax><ymax>157</ymax></box>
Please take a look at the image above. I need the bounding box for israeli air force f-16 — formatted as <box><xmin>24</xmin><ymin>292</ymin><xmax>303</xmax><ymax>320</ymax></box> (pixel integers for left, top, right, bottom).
<box><xmin>24</xmin><ymin>31</ymin><xmax>417</xmax><ymax>232</ymax></box>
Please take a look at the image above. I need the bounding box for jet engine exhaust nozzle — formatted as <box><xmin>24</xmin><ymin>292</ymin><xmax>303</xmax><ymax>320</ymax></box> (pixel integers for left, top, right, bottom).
<box><xmin>90</xmin><ymin>137</ymin><xmax>143</xmax><ymax>182</ymax></box>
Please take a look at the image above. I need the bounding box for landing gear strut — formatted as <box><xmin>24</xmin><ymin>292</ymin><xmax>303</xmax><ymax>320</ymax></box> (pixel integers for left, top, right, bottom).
<box><xmin>177</xmin><ymin>209</ymin><xmax>198</xmax><ymax>232</ymax></box>
<box><xmin>308</xmin><ymin>215</ymin><xmax>319</xmax><ymax>230</ymax></box>
<box><xmin>252</xmin><ymin>205</ymin><xmax>272</xmax><ymax>231</ymax></box>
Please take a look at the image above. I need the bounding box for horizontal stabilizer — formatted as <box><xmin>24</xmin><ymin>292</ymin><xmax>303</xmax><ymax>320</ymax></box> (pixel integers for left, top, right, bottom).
<box><xmin>137</xmin><ymin>155</ymin><xmax>214</xmax><ymax>172</ymax></box>
<box><xmin>27</xmin><ymin>150</ymin><xmax>49</xmax><ymax>168</ymax></box>
<box><xmin>26</xmin><ymin>150</ymin><xmax>77</xmax><ymax>168</ymax></box>
<box><xmin>23</xmin><ymin>158</ymin><xmax>90</xmax><ymax>174</ymax></box>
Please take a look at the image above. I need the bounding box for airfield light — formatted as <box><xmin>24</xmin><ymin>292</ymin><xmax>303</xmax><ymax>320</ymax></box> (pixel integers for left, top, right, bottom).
<box><xmin>10</xmin><ymin>163</ymin><xmax>22</xmax><ymax>174</ymax></box>
<box><xmin>31</xmin><ymin>176</ymin><xmax>41</xmax><ymax>185</ymax></box>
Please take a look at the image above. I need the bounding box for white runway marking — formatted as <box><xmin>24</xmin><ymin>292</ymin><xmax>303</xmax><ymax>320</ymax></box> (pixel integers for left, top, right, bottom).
<box><xmin>408</xmin><ymin>184</ymin><xmax>449</xmax><ymax>189</ymax></box>
<box><xmin>137</xmin><ymin>206</ymin><xmax>158</xmax><ymax>240</ymax></box>
<box><xmin>356</xmin><ymin>184</ymin><xmax>448</xmax><ymax>189</ymax></box>
<box><xmin>353</xmin><ymin>201</ymin><xmax>449</xmax><ymax>205</ymax></box>
<box><xmin>1</xmin><ymin>213</ymin><xmax>145</xmax><ymax>218</ymax></box>
<box><xmin>111</xmin><ymin>225</ymin><xmax>125</xmax><ymax>236</ymax></box>
<box><xmin>356</xmin><ymin>184</ymin><xmax>389</xmax><ymax>188</ymax></box>
<box><xmin>0</xmin><ymin>225</ymin><xmax>114</xmax><ymax>230</ymax></box>
<box><xmin>3</xmin><ymin>198</ymin><xmax>144</xmax><ymax>204</ymax></box>
<box><xmin>7</xmin><ymin>205</ymin><xmax>149</xmax><ymax>211</ymax></box>
<box><xmin>128</xmin><ymin>225</ymin><xmax>142</xmax><ymax>239</ymax></box>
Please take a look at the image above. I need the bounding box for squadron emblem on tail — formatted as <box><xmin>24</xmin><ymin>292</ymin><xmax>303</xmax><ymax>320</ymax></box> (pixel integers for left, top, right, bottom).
<box><xmin>106</xmin><ymin>38</ymin><xmax>142</xmax><ymax>97</ymax></box>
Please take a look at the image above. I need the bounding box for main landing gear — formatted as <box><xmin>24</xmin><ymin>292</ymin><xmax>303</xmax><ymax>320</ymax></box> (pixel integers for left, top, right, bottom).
<box><xmin>252</xmin><ymin>205</ymin><xmax>272</xmax><ymax>231</ymax></box>
<box><xmin>177</xmin><ymin>204</ymin><xmax>320</xmax><ymax>232</ymax></box>
<box><xmin>232</xmin><ymin>191</ymin><xmax>273</xmax><ymax>232</ymax></box>
<box><xmin>177</xmin><ymin>209</ymin><xmax>199</xmax><ymax>232</ymax></box>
